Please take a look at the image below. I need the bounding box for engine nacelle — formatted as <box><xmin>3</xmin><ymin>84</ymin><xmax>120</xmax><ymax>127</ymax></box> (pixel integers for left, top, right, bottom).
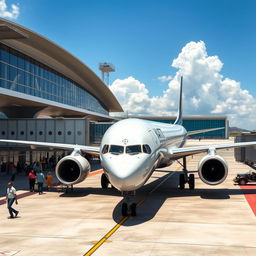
<box><xmin>198</xmin><ymin>154</ymin><xmax>228</xmax><ymax>185</ymax></box>
<box><xmin>56</xmin><ymin>154</ymin><xmax>91</xmax><ymax>185</ymax></box>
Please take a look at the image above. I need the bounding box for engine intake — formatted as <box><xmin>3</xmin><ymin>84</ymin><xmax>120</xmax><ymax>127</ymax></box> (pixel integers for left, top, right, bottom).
<box><xmin>198</xmin><ymin>154</ymin><xmax>228</xmax><ymax>185</ymax></box>
<box><xmin>56</xmin><ymin>154</ymin><xmax>91</xmax><ymax>185</ymax></box>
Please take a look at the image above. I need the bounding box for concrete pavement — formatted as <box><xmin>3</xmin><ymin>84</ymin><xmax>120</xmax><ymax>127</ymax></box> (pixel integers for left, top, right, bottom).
<box><xmin>0</xmin><ymin>139</ymin><xmax>256</xmax><ymax>256</ymax></box>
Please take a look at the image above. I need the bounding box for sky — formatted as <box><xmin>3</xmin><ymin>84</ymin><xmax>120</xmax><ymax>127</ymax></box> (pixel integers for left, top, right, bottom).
<box><xmin>1</xmin><ymin>0</ymin><xmax>256</xmax><ymax>129</ymax></box>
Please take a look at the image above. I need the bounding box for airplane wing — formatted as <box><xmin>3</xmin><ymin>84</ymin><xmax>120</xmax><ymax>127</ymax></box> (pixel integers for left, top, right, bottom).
<box><xmin>168</xmin><ymin>141</ymin><xmax>256</xmax><ymax>159</ymax></box>
<box><xmin>0</xmin><ymin>139</ymin><xmax>100</xmax><ymax>155</ymax></box>
<box><xmin>187</xmin><ymin>127</ymin><xmax>225</xmax><ymax>136</ymax></box>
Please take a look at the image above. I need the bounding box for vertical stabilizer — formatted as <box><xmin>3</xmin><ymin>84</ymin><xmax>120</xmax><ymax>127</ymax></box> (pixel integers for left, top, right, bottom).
<box><xmin>174</xmin><ymin>76</ymin><xmax>183</xmax><ymax>125</ymax></box>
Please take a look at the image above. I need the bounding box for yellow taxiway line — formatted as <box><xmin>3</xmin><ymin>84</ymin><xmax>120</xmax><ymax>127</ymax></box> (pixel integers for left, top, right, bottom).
<box><xmin>83</xmin><ymin>158</ymin><xmax>191</xmax><ymax>255</ymax></box>
<box><xmin>84</xmin><ymin>216</ymin><xmax>129</xmax><ymax>256</ymax></box>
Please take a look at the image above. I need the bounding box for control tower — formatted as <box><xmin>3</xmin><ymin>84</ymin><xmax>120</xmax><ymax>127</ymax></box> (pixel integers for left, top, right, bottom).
<box><xmin>99</xmin><ymin>62</ymin><xmax>115</xmax><ymax>85</ymax></box>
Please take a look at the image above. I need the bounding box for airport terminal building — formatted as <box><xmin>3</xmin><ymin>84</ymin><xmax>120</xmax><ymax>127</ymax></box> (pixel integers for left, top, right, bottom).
<box><xmin>0</xmin><ymin>18</ymin><xmax>122</xmax><ymax>119</ymax></box>
<box><xmin>0</xmin><ymin>17</ymin><xmax>123</xmax><ymax>164</ymax></box>
<box><xmin>0</xmin><ymin>18</ymin><xmax>228</xmax><ymax>166</ymax></box>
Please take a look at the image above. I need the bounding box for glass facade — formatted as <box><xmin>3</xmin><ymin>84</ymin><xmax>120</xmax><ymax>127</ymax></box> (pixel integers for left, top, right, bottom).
<box><xmin>183</xmin><ymin>119</ymin><xmax>226</xmax><ymax>138</ymax></box>
<box><xmin>0</xmin><ymin>43</ymin><xmax>108</xmax><ymax>115</ymax></box>
<box><xmin>90</xmin><ymin>118</ymin><xmax>226</xmax><ymax>144</ymax></box>
<box><xmin>154</xmin><ymin>118</ymin><xmax>226</xmax><ymax>138</ymax></box>
<box><xmin>90</xmin><ymin>123</ymin><xmax>112</xmax><ymax>144</ymax></box>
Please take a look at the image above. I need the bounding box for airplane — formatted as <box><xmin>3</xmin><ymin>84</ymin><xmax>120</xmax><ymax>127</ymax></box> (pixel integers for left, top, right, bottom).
<box><xmin>1</xmin><ymin>76</ymin><xmax>256</xmax><ymax>217</ymax></box>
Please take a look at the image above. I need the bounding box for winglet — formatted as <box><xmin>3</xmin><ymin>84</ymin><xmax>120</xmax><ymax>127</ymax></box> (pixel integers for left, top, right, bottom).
<box><xmin>174</xmin><ymin>76</ymin><xmax>183</xmax><ymax>125</ymax></box>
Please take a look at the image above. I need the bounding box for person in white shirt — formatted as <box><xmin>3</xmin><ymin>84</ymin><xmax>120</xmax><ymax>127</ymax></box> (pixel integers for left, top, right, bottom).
<box><xmin>6</xmin><ymin>182</ymin><xmax>19</xmax><ymax>219</ymax></box>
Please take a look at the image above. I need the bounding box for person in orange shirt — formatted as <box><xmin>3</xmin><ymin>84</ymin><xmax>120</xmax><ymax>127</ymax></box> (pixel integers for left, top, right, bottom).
<box><xmin>46</xmin><ymin>171</ymin><xmax>53</xmax><ymax>191</ymax></box>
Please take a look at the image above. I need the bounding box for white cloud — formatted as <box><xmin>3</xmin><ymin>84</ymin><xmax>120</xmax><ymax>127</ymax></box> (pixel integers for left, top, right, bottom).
<box><xmin>109</xmin><ymin>41</ymin><xmax>256</xmax><ymax>130</ymax></box>
<box><xmin>157</xmin><ymin>75</ymin><xmax>172</xmax><ymax>83</ymax></box>
<box><xmin>0</xmin><ymin>0</ymin><xmax>19</xmax><ymax>19</ymax></box>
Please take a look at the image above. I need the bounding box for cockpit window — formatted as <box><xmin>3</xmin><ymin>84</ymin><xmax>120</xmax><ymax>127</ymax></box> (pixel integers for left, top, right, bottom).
<box><xmin>126</xmin><ymin>145</ymin><xmax>142</xmax><ymax>155</ymax></box>
<box><xmin>143</xmin><ymin>144</ymin><xmax>152</xmax><ymax>154</ymax></box>
<box><xmin>109</xmin><ymin>145</ymin><xmax>124</xmax><ymax>155</ymax></box>
<box><xmin>102</xmin><ymin>144</ymin><xmax>109</xmax><ymax>154</ymax></box>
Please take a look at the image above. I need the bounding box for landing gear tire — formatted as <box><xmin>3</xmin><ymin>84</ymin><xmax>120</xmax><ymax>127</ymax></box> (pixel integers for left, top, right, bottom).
<box><xmin>122</xmin><ymin>203</ymin><xmax>128</xmax><ymax>216</ymax></box>
<box><xmin>188</xmin><ymin>174</ymin><xmax>195</xmax><ymax>190</ymax></box>
<box><xmin>130</xmin><ymin>203</ymin><xmax>137</xmax><ymax>217</ymax></box>
<box><xmin>101</xmin><ymin>173</ymin><xmax>109</xmax><ymax>188</ymax></box>
<box><xmin>179</xmin><ymin>174</ymin><xmax>185</xmax><ymax>189</ymax></box>
<box><xmin>239</xmin><ymin>179</ymin><xmax>247</xmax><ymax>185</ymax></box>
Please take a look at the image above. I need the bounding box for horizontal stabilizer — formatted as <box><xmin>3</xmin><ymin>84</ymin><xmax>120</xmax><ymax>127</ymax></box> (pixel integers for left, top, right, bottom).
<box><xmin>187</xmin><ymin>127</ymin><xmax>225</xmax><ymax>136</ymax></box>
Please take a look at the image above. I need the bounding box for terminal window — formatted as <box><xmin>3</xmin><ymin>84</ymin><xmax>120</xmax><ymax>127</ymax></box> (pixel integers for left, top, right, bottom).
<box><xmin>0</xmin><ymin>43</ymin><xmax>108</xmax><ymax>116</ymax></box>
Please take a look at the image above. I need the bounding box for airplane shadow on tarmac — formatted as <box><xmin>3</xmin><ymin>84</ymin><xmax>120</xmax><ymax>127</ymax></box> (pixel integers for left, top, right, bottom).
<box><xmin>57</xmin><ymin>170</ymin><xmax>256</xmax><ymax>226</ymax></box>
<box><xmin>111</xmin><ymin>170</ymin><xmax>256</xmax><ymax>226</ymax></box>
<box><xmin>5</xmin><ymin>169</ymin><xmax>256</xmax><ymax>227</ymax></box>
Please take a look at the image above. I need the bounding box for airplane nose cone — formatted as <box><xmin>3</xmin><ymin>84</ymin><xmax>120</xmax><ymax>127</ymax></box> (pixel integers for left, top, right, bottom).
<box><xmin>108</xmin><ymin>166</ymin><xmax>136</xmax><ymax>189</ymax></box>
<box><xmin>109</xmin><ymin>172</ymin><xmax>136</xmax><ymax>191</ymax></box>
<box><xmin>103</xmin><ymin>157</ymin><xmax>142</xmax><ymax>191</ymax></box>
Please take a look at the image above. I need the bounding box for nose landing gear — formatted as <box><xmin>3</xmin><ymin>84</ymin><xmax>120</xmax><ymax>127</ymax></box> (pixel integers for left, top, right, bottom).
<box><xmin>121</xmin><ymin>202</ymin><xmax>137</xmax><ymax>217</ymax></box>
<box><xmin>121</xmin><ymin>191</ymin><xmax>137</xmax><ymax>217</ymax></box>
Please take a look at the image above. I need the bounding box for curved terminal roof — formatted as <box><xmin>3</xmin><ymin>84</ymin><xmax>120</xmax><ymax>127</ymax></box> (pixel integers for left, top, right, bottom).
<box><xmin>0</xmin><ymin>18</ymin><xmax>123</xmax><ymax>114</ymax></box>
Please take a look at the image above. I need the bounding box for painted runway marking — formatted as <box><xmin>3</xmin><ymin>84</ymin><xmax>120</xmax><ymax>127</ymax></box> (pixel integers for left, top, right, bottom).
<box><xmin>0</xmin><ymin>250</ymin><xmax>19</xmax><ymax>256</ymax></box>
<box><xmin>136</xmin><ymin>171</ymin><xmax>176</xmax><ymax>207</ymax></box>
<box><xmin>88</xmin><ymin>169</ymin><xmax>104</xmax><ymax>177</ymax></box>
<box><xmin>240</xmin><ymin>185</ymin><xmax>256</xmax><ymax>216</ymax></box>
<box><xmin>83</xmin><ymin>159</ymin><xmax>190</xmax><ymax>255</ymax></box>
<box><xmin>0</xmin><ymin>169</ymin><xmax>103</xmax><ymax>205</ymax></box>
<box><xmin>0</xmin><ymin>191</ymin><xmax>36</xmax><ymax>205</ymax></box>
<box><xmin>84</xmin><ymin>216</ymin><xmax>129</xmax><ymax>256</ymax></box>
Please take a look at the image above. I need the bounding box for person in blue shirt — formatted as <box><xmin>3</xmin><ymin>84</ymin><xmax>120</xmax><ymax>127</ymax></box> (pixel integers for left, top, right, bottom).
<box><xmin>36</xmin><ymin>170</ymin><xmax>45</xmax><ymax>195</ymax></box>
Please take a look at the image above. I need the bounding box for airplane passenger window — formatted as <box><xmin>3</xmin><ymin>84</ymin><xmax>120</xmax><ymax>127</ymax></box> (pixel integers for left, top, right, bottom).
<box><xmin>126</xmin><ymin>145</ymin><xmax>142</xmax><ymax>155</ymax></box>
<box><xmin>143</xmin><ymin>144</ymin><xmax>151</xmax><ymax>154</ymax></box>
<box><xmin>109</xmin><ymin>145</ymin><xmax>124</xmax><ymax>155</ymax></box>
<box><xmin>102</xmin><ymin>144</ymin><xmax>109</xmax><ymax>154</ymax></box>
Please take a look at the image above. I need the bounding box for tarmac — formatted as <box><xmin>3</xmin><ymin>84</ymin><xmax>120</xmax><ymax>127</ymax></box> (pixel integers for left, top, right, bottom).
<box><xmin>0</xmin><ymin>139</ymin><xmax>256</xmax><ymax>256</ymax></box>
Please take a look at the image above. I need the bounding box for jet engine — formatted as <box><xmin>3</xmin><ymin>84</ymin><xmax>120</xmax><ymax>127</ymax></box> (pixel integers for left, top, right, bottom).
<box><xmin>56</xmin><ymin>153</ymin><xmax>91</xmax><ymax>185</ymax></box>
<box><xmin>198</xmin><ymin>153</ymin><xmax>228</xmax><ymax>185</ymax></box>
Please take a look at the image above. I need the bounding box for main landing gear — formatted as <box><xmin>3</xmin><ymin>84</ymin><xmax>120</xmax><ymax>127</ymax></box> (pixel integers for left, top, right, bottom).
<box><xmin>101</xmin><ymin>173</ymin><xmax>116</xmax><ymax>189</ymax></box>
<box><xmin>64</xmin><ymin>184</ymin><xmax>74</xmax><ymax>193</ymax></box>
<box><xmin>121</xmin><ymin>191</ymin><xmax>137</xmax><ymax>217</ymax></box>
<box><xmin>178</xmin><ymin>157</ymin><xmax>195</xmax><ymax>190</ymax></box>
<box><xmin>101</xmin><ymin>173</ymin><xmax>109</xmax><ymax>188</ymax></box>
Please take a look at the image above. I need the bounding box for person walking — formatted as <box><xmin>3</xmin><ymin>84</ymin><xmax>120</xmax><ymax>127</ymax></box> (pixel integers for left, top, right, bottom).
<box><xmin>46</xmin><ymin>171</ymin><xmax>53</xmax><ymax>191</ymax></box>
<box><xmin>9</xmin><ymin>162</ymin><xmax>16</xmax><ymax>181</ymax></box>
<box><xmin>37</xmin><ymin>170</ymin><xmax>45</xmax><ymax>195</ymax></box>
<box><xmin>28</xmin><ymin>170</ymin><xmax>36</xmax><ymax>192</ymax></box>
<box><xmin>6</xmin><ymin>182</ymin><xmax>19</xmax><ymax>219</ymax></box>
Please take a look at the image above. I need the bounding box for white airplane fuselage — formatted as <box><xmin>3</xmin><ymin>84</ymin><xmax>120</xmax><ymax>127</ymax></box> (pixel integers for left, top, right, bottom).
<box><xmin>100</xmin><ymin>118</ymin><xmax>187</xmax><ymax>192</ymax></box>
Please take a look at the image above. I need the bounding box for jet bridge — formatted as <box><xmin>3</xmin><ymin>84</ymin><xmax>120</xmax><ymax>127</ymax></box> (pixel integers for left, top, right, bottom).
<box><xmin>235</xmin><ymin>133</ymin><xmax>256</xmax><ymax>168</ymax></box>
